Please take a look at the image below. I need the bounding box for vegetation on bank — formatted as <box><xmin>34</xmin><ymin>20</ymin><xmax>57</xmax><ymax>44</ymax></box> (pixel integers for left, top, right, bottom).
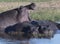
<box><xmin>30</xmin><ymin>8</ymin><xmax>60</xmax><ymax>21</ymax></box>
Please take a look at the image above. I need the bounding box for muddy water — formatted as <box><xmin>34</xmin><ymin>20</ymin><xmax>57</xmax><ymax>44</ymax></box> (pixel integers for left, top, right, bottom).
<box><xmin>0</xmin><ymin>30</ymin><xmax>60</xmax><ymax>44</ymax></box>
<box><xmin>0</xmin><ymin>34</ymin><xmax>60</xmax><ymax>44</ymax></box>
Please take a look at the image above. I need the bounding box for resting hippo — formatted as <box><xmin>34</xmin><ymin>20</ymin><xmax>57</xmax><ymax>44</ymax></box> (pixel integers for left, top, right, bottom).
<box><xmin>4</xmin><ymin>21</ymin><xmax>38</xmax><ymax>40</ymax></box>
<box><xmin>0</xmin><ymin>3</ymin><xmax>36</xmax><ymax>29</ymax></box>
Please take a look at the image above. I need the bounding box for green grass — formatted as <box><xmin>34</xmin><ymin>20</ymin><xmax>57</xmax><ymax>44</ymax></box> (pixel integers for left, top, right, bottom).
<box><xmin>30</xmin><ymin>8</ymin><xmax>60</xmax><ymax>21</ymax></box>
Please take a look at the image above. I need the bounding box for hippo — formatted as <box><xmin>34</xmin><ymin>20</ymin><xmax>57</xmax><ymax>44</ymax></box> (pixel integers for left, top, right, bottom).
<box><xmin>0</xmin><ymin>20</ymin><xmax>59</xmax><ymax>39</ymax></box>
<box><xmin>31</xmin><ymin>20</ymin><xmax>59</xmax><ymax>39</ymax></box>
<box><xmin>4</xmin><ymin>21</ymin><xmax>39</xmax><ymax>40</ymax></box>
<box><xmin>0</xmin><ymin>3</ymin><xmax>36</xmax><ymax>29</ymax></box>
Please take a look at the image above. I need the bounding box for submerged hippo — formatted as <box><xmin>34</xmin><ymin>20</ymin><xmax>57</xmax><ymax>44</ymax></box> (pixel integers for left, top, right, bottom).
<box><xmin>4</xmin><ymin>20</ymin><xmax>58</xmax><ymax>39</ymax></box>
<box><xmin>0</xmin><ymin>20</ymin><xmax>59</xmax><ymax>40</ymax></box>
<box><xmin>0</xmin><ymin>3</ymin><xmax>36</xmax><ymax>29</ymax></box>
<box><xmin>31</xmin><ymin>20</ymin><xmax>59</xmax><ymax>39</ymax></box>
<box><xmin>4</xmin><ymin>21</ymin><xmax>38</xmax><ymax>40</ymax></box>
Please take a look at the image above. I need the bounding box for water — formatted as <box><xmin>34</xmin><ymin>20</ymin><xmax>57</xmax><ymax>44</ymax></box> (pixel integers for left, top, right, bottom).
<box><xmin>0</xmin><ymin>34</ymin><xmax>60</xmax><ymax>44</ymax></box>
<box><xmin>0</xmin><ymin>30</ymin><xmax>60</xmax><ymax>44</ymax></box>
<box><xmin>30</xmin><ymin>34</ymin><xmax>60</xmax><ymax>44</ymax></box>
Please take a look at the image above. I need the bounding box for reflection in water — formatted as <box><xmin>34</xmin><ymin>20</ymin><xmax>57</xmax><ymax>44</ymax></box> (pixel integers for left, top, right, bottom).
<box><xmin>30</xmin><ymin>34</ymin><xmax>60</xmax><ymax>44</ymax></box>
<box><xmin>0</xmin><ymin>34</ymin><xmax>60</xmax><ymax>44</ymax></box>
